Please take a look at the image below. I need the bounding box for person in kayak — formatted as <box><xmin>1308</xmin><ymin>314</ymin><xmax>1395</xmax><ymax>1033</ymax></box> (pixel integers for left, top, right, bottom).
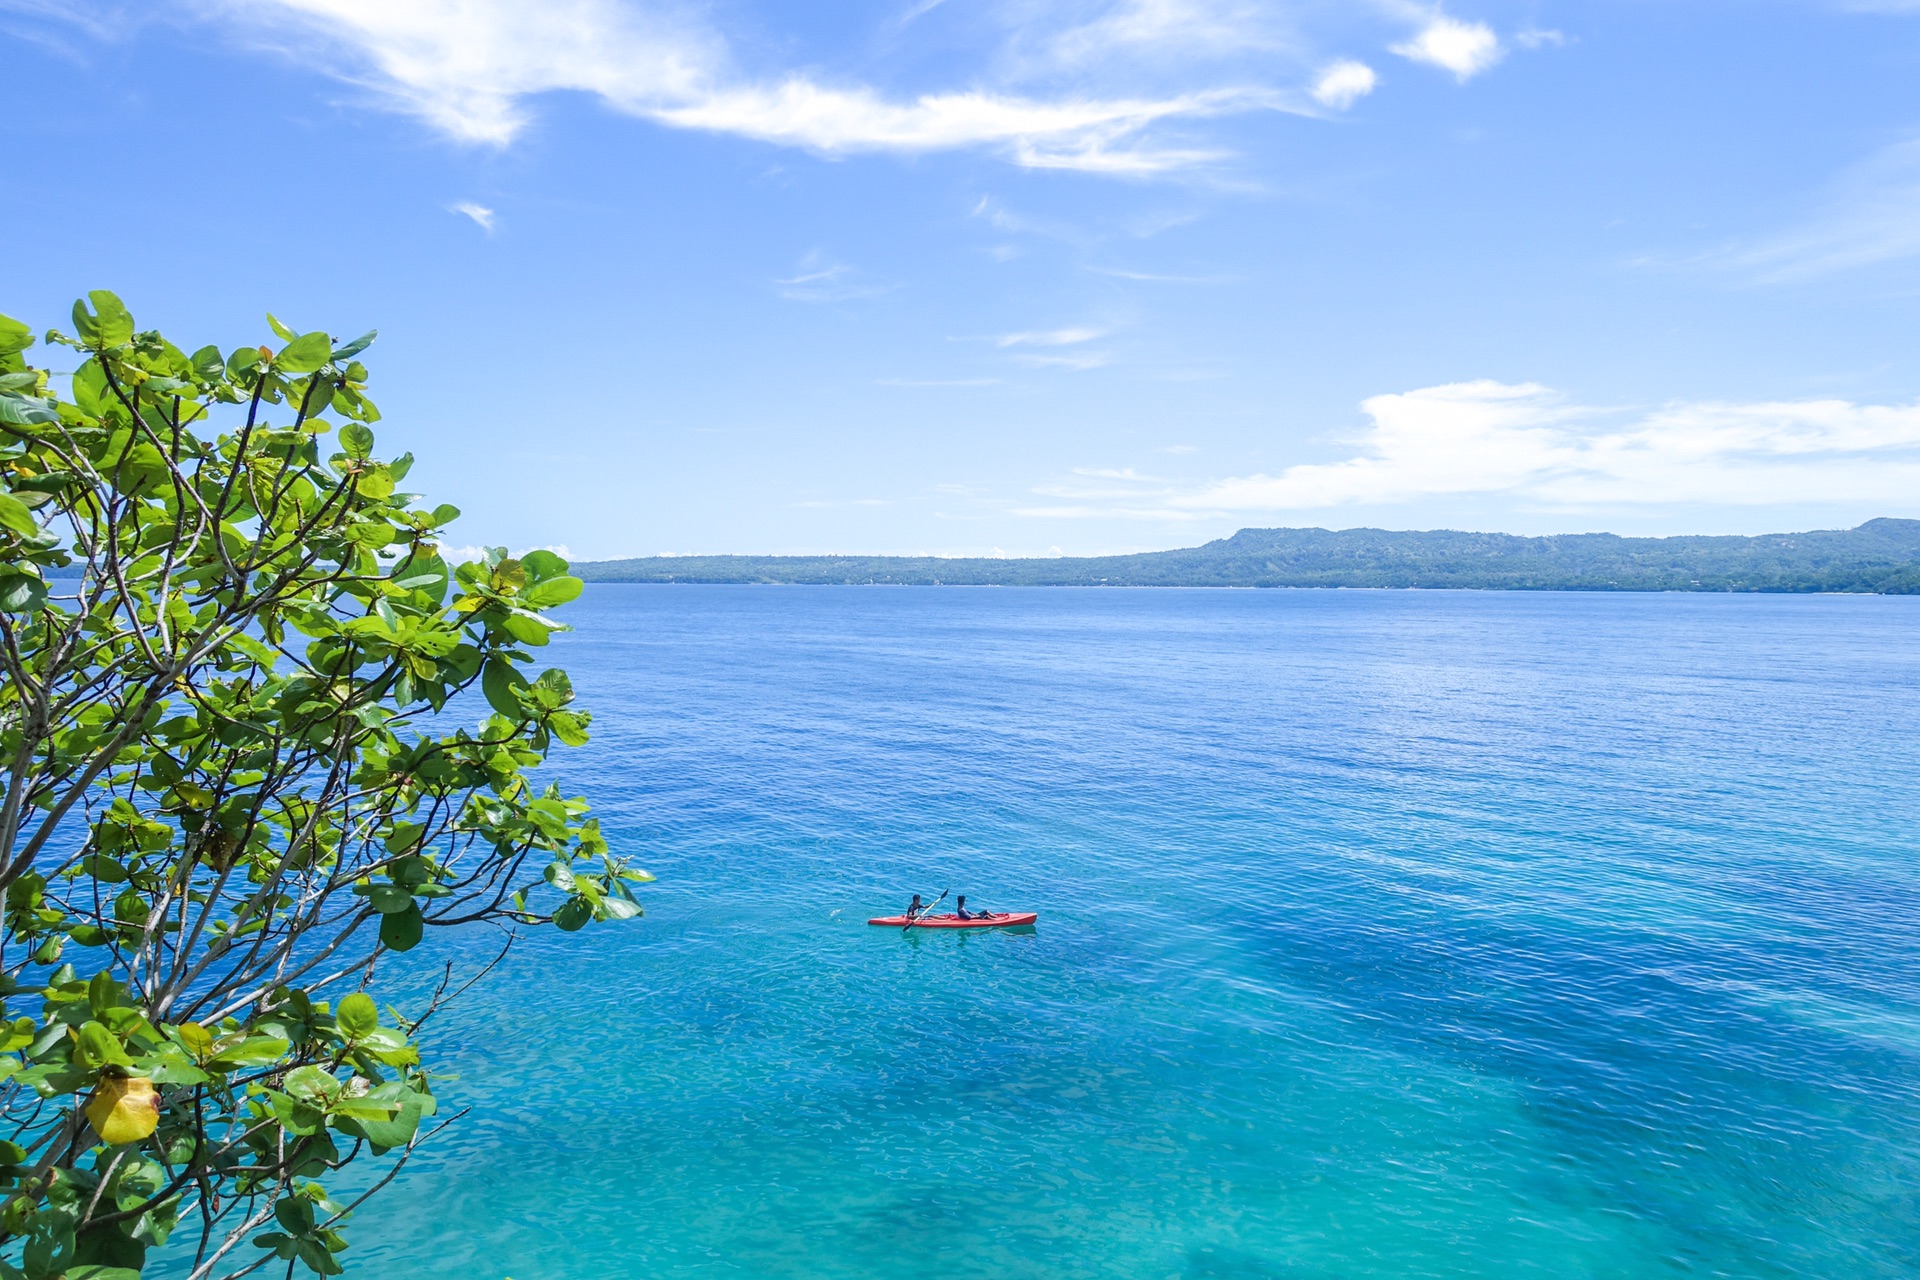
<box><xmin>955</xmin><ymin>895</ymin><xmax>994</xmax><ymax>921</ymax></box>
<box><xmin>905</xmin><ymin>893</ymin><xmax>926</xmax><ymax>920</ymax></box>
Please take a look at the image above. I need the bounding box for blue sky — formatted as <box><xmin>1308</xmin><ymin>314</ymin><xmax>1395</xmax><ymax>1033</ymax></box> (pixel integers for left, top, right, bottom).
<box><xmin>4</xmin><ymin>1</ymin><xmax>1920</xmax><ymax>557</ymax></box>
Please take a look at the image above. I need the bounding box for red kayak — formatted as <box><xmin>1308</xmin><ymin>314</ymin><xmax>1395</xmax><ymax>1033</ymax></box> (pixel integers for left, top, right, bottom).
<box><xmin>868</xmin><ymin>912</ymin><xmax>1038</xmax><ymax>929</ymax></box>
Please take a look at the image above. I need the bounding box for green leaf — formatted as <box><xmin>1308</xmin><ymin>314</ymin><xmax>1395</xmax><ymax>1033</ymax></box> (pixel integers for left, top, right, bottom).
<box><xmin>531</xmin><ymin>668</ymin><xmax>573</xmax><ymax>704</ymax></box>
<box><xmin>337</xmin><ymin>422</ymin><xmax>374</xmax><ymax>459</ymax></box>
<box><xmin>281</xmin><ymin>1065</ymin><xmax>338</xmax><ymax>1103</ymax></box>
<box><xmin>521</xmin><ymin>549</ymin><xmax>569</xmax><ymax>584</ymax></box>
<box><xmin>0</xmin><ymin>570</ymin><xmax>47</xmax><ymax>615</ymax></box>
<box><xmin>366</xmin><ymin>885</ymin><xmax>413</xmax><ymax>915</ymax></box>
<box><xmin>74</xmin><ymin>291</ymin><xmax>135</xmax><ymax>348</ymax></box>
<box><xmin>501</xmin><ymin>612</ymin><xmax>554</xmax><ymax>646</ymax></box>
<box><xmin>299</xmin><ymin>1242</ymin><xmax>345</xmax><ymax>1275</ymax></box>
<box><xmin>145</xmin><ymin>1057</ymin><xmax>209</xmax><ymax>1087</ymax></box>
<box><xmin>276</xmin><ymin>332</ymin><xmax>332</xmax><ymax>374</ymax></box>
<box><xmin>481</xmin><ymin>657</ymin><xmax>528</xmax><ymax>718</ymax></box>
<box><xmin>66</xmin><ymin>1267</ymin><xmax>143</xmax><ymax>1280</ymax></box>
<box><xmin>385</xmin><ymin>822</ymin><xmax>426</xmax><ymax>855</ymax></box>
<box><xmin>354</xmin><ymin>464</ymin><xmax>394</xmax><ymax>500</ymax></box>
<box><xmin>332</xmin><ymin>329</ymin><xmax>377</xmax><ymax>361</ymax></box>
<box><xmin>270</xmin><ymin>1092</ymin><xmax>325</xmax><ymax>1136</ymax></box>
<box><xmin>334</xmin><ymin>1085</ymin><xmax>434</xmax><ymax>1152</ymax></box>
<box><xmin>378</xmin><ymin>904</ymin><xmax>423</xmax><ymax>952</ymax></box>
<box><xmin>0</xmin><ymin>392</ymin><xmax>60</xmax><ymax>426</ymax></box>
<box><xmin>0</xmin><ymin>312</ymin><xmax>31</xmax><ymax>356</ymax></box>
<box><xmin>75</xmin><ymin>1021</ymin><xmax>133</xmax><ymax>1069</ymax></box>
<box><xmin>546</xmin><ymin>710</ymin><xmax>590</xmax><ymax>748</ymax></box>
<box><xmin>265</xmin><ymin>313</ymin><xmax>298</xmax><ymax>342</ymax></box>
<box><xmin>335</xmin><ymin>993</ymin><xmax>378</xmax><ymax>1039</ymax></box>
<box><xmin>212</xmin><ymin>1034</ymin><xmax>290</xmax><ymax>1066</ymax></box>
<box><xmin>0</xmin><ymin>492</ymin><xmax>40</xmax><ymax>537</ymax></box>
<box><xmin>169</xmin><ymin>1022</ymin><xmax>213</xmax><ymax>1059</ymax></box>
<box><xmin>81</xmin><ymin>855</ymin><xmax>129</xmax><ymax>883</ymax></box>
<box><xmin>552</xmin><ymin>897</ymin><xmax>593</xmax><ymax>931</ymax></box>
<box><xmin>274</xmin><ymin>1195</ymin><xmax>315</xmax><ymax>1234</ymax></box>
<box><xmin>522</xmin><ymin>576</ymin><xmax>583</xmax><ymax>609</ymax></box>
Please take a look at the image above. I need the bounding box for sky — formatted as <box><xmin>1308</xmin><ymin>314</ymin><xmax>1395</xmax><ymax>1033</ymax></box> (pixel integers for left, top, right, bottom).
<box><xmin>3</xmin><ymin>1</ymin><xmax>1920</xmax><ymax>558</ymax></box>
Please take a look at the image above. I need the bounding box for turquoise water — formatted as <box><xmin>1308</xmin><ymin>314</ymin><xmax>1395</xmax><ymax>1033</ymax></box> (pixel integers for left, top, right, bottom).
<box><xmin>343</xmin><ymin>587</ymin><xmax>1920</xmax><ymax>1278</ymax></box>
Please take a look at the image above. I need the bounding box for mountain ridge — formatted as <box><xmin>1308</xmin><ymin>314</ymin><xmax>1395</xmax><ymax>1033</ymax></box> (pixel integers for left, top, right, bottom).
<box><xmin>571</xmin><ymin>518</ymin><xmax>1920</xmax><ymax>592</ymax></box>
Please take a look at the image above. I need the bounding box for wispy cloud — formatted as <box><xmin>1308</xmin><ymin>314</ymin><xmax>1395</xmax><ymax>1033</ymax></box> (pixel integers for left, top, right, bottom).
<box><xmin>995</xmin><ymin>326</ymin><xmax>1105</xmax><ymax>347</ymax></box>
<box><xmin>29</xmin><ymin>0</ymin><xmax>1425</xmax><ymax>174</ymax></box>
<box><xmin>1015</xmin><ymin>352</ymin><xmax>1112</xmax><ymax>370</ymax></box>
<box><xmin>1391</xmin><ymin>16</ymin><xmax>1503</xmax><ymax>81</ymax></box>
<box><xmin>157</xmin><ymin>1</ymin><xmax>1283</xmax><ymax>173</ymax></box>
<box><xmin>449</xmin><ymin>200</ymin><xmax>495</xmax><ymax>231</ymax></box>
<box><xmin>988</xmin><ymin>326</ymin><xmax>1110</xmax><ymax>369</ymax></box>
<box><xmin>890</xmin><ymin>0</ymin><xmax>951</xmax><ymax>30</ymax></box>
<box><xmin>1718</xmin><ymin>137</ymin><xmax>1920</xmax><ymax>281</ymax></box>
<box><xmin>775</xmin><ymin>253</ymin><xmax>891</xmax><ymax>302</ymax></box>
<box><xmin>1084</xmin><ymin>265</ymin><xmax>1238</xmax><ymax>283</ymax></box>
<box><xmin>652</xmin><ymin>82</ymin><xmax>1259</xmax><ymax>173</ymax></box>
<box><xmin>1043</xmin><ymin>0</ymin><xmax>1286</xmax><ymax>69</ymax></box>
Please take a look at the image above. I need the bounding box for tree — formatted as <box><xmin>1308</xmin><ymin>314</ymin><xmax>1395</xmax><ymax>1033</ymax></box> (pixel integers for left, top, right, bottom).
<box><xmin>0</xmin><ymin>292</ymin><xmax>648</xmax><ymax>1279</ymax></box>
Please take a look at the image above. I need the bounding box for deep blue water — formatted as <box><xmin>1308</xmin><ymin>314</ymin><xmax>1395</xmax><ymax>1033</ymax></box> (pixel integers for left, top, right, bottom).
<box><xmin>342</xmin><ymin>587</ymin><xmax>1920</xmax><ymax>1278</ymax></box>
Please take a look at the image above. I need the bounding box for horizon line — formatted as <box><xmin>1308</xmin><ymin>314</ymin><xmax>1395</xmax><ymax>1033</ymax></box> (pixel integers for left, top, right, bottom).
<box><xmin>569</xmin><ymin>518</ymin><xmax>1909</xmax><ymax>565</ymax></box>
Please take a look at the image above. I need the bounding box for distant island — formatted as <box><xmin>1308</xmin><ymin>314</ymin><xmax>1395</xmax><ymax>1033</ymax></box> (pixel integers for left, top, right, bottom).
<box><xmin>573</xmin><ymin>519</ymin><xmax>1920</xmax><ymax>592</ymax></box>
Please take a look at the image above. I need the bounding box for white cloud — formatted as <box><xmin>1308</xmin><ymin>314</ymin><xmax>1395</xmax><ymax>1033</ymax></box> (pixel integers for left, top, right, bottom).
<box><xmin>439</xmin><ymin>542</ymin><xmax>575</xmax><ymax>565</ymax></box>
<box><xmin>1513</xmin><ymin>28</ymin><xmax>1565</xmax><ymax>49</ymax></box>
<box><xmin>1006</xmin><ymin>379</ymin><xmax>1920</xmax><ymax>521</ymax></box>
<box><xmin>114</xmin><ymin>0</ymin><xmax>1294</xmax><ymax>174</ymax></box>
<box><xmin>652</xmin><ymin>81</ymin><xmax>1252</xmax><ymax>173</ymax></box>
<box><xmin>4</xmin><ymin>0</ymin><xmax>1492</xmax><ymax>175</ymax></box>
<box><xmin>219</xmin><ymin>0</ymin><xmax>714</xmax><ymax>145</ymax></box>
<box><xmin>1391</xmin><ymin>16</ymin><xmax>1503</xmax><ymax>81</ymax></box>
<box><xmin>1310</xmin><ymin>60</ymin><xmax>1377</xmax><ymax>109</ymax></box>
<box><xmin>1174</xmin><ymin>380</ymin><xmax>1920</xmax><ymax>512</ymax></box>
<box><xmin>449</xmin><ymin>200</ymin><xmax>494</xmax><ymax>231</ymax></box>
<box><xmin>995</xmin><ymin>326</ymin><xmax>1105</xmax><ymax>347</ymax></box>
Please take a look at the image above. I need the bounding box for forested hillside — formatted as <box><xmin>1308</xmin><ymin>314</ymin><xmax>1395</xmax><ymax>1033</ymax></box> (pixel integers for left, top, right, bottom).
<box><xmin>573</xmin><ymin>519</ymin><xmax>1920</xmax><ymax>592</ymax></box>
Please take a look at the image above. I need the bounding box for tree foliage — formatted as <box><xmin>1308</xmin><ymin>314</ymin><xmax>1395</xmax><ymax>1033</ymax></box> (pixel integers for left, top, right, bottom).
<box><xmin>0</xmin><ymin>292</ymin><xmax>647</xmax><ymax>1279</ymax></box>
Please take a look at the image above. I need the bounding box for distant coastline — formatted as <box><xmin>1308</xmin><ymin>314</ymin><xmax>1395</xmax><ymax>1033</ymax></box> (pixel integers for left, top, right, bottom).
<box><xmin>572</xmin><ymin>519</ymin><xmax>1920</xmax><ymax>593</ymax></box>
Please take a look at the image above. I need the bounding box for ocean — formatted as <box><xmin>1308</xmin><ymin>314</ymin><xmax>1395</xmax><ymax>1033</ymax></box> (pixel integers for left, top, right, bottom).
<box><xmin>334</xmin><ymin>586</ymin><xmax>1920</xmax><ymax>1278</ymax></box>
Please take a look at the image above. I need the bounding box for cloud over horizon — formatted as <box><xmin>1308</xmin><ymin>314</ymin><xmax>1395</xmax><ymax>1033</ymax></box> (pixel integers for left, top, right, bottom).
<box><xmin>1020</xmin><ymin>380</ymin><xmax>1920</xmax><ymax>521</ymax></box>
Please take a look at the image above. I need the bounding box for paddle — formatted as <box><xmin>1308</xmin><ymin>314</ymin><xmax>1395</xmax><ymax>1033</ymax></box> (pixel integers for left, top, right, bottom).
<box><xmin>904</xmin><ymin>888</ymin><xmax>949</xmax><ymax>932</ymax></box>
